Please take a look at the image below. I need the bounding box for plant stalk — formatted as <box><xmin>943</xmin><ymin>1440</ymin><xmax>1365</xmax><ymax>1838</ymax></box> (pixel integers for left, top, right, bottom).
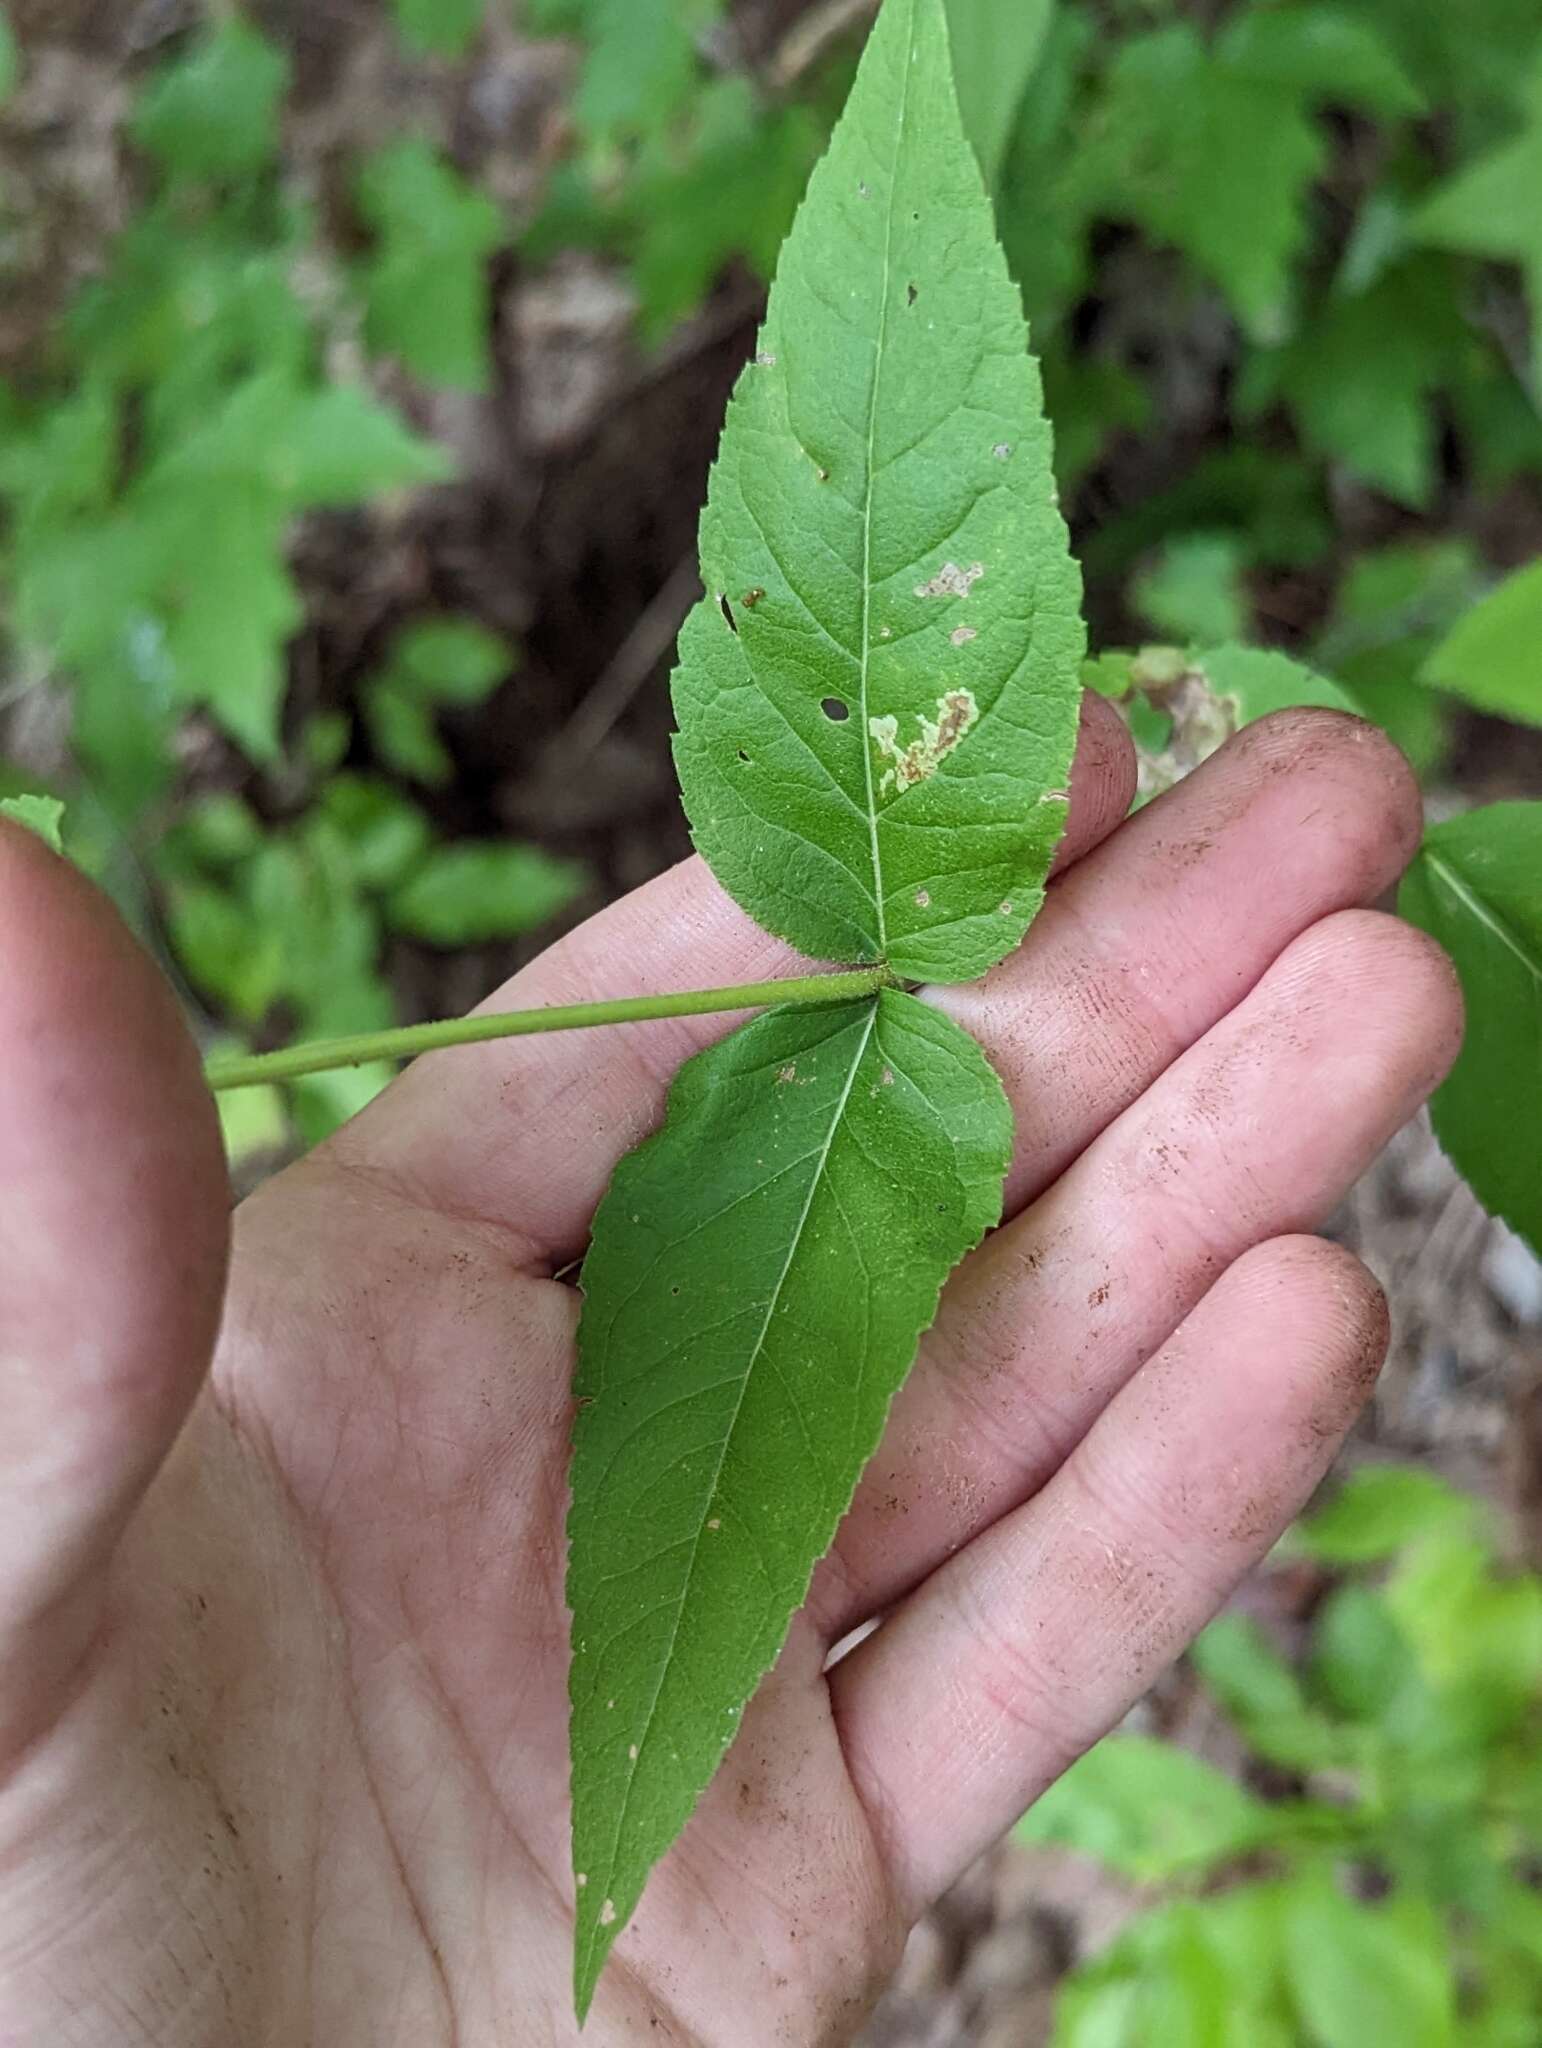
<box><xmin>204</xmin><ymin>964</ymin><xmax>901</xmax><ymax>1091</ymax></box>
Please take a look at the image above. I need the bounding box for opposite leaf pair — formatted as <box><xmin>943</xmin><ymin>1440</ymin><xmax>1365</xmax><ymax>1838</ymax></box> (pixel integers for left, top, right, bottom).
<box><xmin>566</xmin><ymin>0</ymin><xmax>1086</xmax><ymax>2013</ymax></box>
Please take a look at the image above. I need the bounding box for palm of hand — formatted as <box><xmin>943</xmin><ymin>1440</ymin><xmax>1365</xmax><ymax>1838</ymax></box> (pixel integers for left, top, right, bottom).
<box><xmin>0</xmin><ymin>709</ymin><xmax>1459</xmax><ymax>2047</ymax></box>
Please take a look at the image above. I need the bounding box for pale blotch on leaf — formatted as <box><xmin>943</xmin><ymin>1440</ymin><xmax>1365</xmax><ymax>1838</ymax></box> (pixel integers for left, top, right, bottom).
<box><xmin>915</xmin><ymin>888</ymin><xmax>930</xmax><ymax>907</ymax></box>
<box><xmin>993</xmin><ymin>442</ymin><xmax>1012</xmax><ymax>461</ymax></box>
<box><xmin>915</xmin><ymin>560</ymin><xmax>984</xmax><ymax>600</ymax></box>
<box><xmin>600</xmin><ymin>1900</ymin><xmax>617</xmax><ymax>1928</ymax></box>
<box><xmin>950</xmin><ymin>625</ymin><xmax>977</xmax><ymax>648</ymax></box>
<box><xmin>869</xmin><ymin>688</ymin><xmax>980</xmax><ymax>793</ymax></box>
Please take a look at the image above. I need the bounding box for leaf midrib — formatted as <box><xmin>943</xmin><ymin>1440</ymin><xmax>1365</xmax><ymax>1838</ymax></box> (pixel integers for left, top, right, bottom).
<box><xmin>578</xmin><ymin>999</ymin><xmax>881</xmax><ymax>1984</ymax></box>
<box><xmin>856</xmin><ymin>0</ymin><xmax>920</xmax><ymax>957</ymax></box>
<box><xmin>1425</xmin><ymin>850</ymin><xmax>1542</xmax><ymax>984</ymax></box>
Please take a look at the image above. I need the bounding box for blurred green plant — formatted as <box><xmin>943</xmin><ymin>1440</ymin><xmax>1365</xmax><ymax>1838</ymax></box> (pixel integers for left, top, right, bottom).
<box><xmin>362</xmin><ymin>617</ymin><xmax>514</xmax><ymax>786</ymax></box>
<box><xmin>356</xmin><ymin>138</ymin><xmax>503</xmax><ymax>391</ymax></box>
<box><xmin>0</xmin><ymin>8</ymin><xmax>585</xmax><ymax>1145</ymax></box>
<box><xmin>1021</xmin><ymin>1466</ymin><xmax>1542</xmax><ymax>2047</ymax></box>
<box><xmin>5</xmin><ymin>0</ymin><xmax>1542</xmax><ymax>1196</ymax></box>
<box><xmin>0</xmin><ymin>791</ymin><xmax>64</xmax><ymax>849</ymax></box>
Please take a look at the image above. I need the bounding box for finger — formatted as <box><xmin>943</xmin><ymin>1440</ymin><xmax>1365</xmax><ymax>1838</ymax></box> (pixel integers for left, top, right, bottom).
<box><xmin>938</xmin><ymin>708</ymin><xmax>1422</xmax><ymax>1217</ymax></box>
<box><xmin>0</xmin><ymin>824</ymin><xmax>229</xmax><ymax>1761</ymax></box>
<box><xmin>338</xmin><ymin>689</ymin><xmax>1136</xmax><ymax>1260</ymax></box>
<box><xmin>830</xmin><ymin>1236</ymin><xmax>1390</xmax><ymax>1914</ymax></box>
<box><xmin>813</xmin><ymin>910</ymin><xmax>1460</xmax><ymax>1635</ymax></box>
<box><xmin>348</xmin><ymin>708</ymin><xmax>1412</xmax><ymax>1265</ymax></box>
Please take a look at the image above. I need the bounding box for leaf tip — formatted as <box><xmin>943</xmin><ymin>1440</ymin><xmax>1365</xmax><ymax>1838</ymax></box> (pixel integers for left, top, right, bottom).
<box><xmin>571</xmin><ymin>1897</ymin><xmax>616</xmax><ymax>2030</ymax></box>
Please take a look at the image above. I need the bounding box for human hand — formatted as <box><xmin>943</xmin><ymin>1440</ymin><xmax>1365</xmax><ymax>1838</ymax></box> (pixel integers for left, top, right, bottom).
<box><xmin>0</xmin><ymin>702</ymin><xmax>1460</xmax><ymax>2046</ymax></box>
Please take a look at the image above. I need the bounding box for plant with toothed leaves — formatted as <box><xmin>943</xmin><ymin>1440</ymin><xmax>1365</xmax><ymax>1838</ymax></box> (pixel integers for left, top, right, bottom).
<box><xmin>3</xmin><ymin>0</ymin><xmax>1539</xmax><ymax>2023</ymax></box>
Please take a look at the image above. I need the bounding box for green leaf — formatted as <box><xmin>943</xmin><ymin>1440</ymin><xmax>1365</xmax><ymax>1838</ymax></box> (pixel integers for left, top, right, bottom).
<box><xmin>1132</xmin><ymin>534</ymin><xmax>1250</xmax><ymax>646</ymax></box>
<box><xmin>1102</xmin><ymin>645</ymin><xmax>1356</xmax><ymax>806</ymax></box>
<box><xmin>1258</xmin><ymin>262</ymin><xmax>1464</xmax><ymax>508</ymax></box>
<box><xmin>364</xmin><ymin>681</ymin><xmax>454</xmax><ymax>786</ymax></box>
<box><xmin>131</xmin><ymin>17</ymin><xmax>290</xmax><ymax>183</ymax></box>
<box><xmin>673</xmin><ymin>0</ymin><xmax>1084</xmax><ymax>985</ymax></box>
<box><xmin>292</xmin><ymin>1060</ymin><xmax>395</xmax><ymax>1146</ymax></box>
<box><xmin>318</xmin><ymin>776</ymin><xmax>434</xmax><ymax>892</ymax></box>
<box><xmin>1350</xmin><ymin>0</ymin><xmax>1542</xmax><ymax>125</ymax></box>
<box><xmin>1415</xmin><ymin>66</ymin><xmax>1542</xmax><ymax>394</ymax></box>
<box><xmin>169</xmin><ymin>879</ymin><xmax>282</xmax><ymax>1023</ymax></box>
<box><xmin>0</xmin><ymin>793</ymin><xmax>65</xmax><ymax>851</ymax></box>
<box><xmin>568</xmin><ymin>0</ymin><xmax>721</xmax><ymax>144</ymax></box>
<box><xmin>1296</xmin><ymin>1463</ymin><xmax>1477</xmax><ymax>1565</ymax></box>
<box><xmin>1385</xmin><ymin>1520</ymin><xmax>1542</xmax><ymax>1742</ymax></box>
<box><xmin>996</xmin><ymin>3</ymin><xmax>1095</xmax><ymax>331</ymax></box>
<box><xmin>1308</xmin><ymin>1582</ymin><xmax>1422</xmax><ymax>1721</ymax></box>
<box><xmin>1192</xmin><ymin>1614</ymin><xmax>1344</xmax><ymax>1774</ymax></box>
<box><xmin>365</xmin><ymin>617</ymin><xmax>510</xmax><ymax>785</ymax></box>
<box><xmin>1421</xmin><ymin>559</ymin><xmax>1542</xmax><ymax>727</ymax></box>
<box><xmin>1284</xmin><ymin>1886</ymin><xmax>1455</xmax><ymax>2048</ymax></box>
<box><xmin>214</xmin><ymin>1052</ymin><xmax>290</xmax><ymax>1166</ymax></box>
<box><xmin>158</xmin><ymin>793</ymin><xmax>265</xmax><ymax>878</ymax></box>
<box><xmin>1185</xmin><ymin>644</ymin><xmax>1356</xmax><ymax>722</ymax></box>
<box><xmin>1071</xmin><ymin>25</ymin><xmax>1325</xmax><ymax>340</ymax></box>
<box><xmin>1315</xmin><ymin>540</ymin><xmax>1482</xmax><ymax>778</ymax></box>
<box><xmin>944</xmin><ymin>0</ymin><xmax>1053</xmax><ymax>188</ymax></box>
<box><xmin>246</xmin><ymin>828</ymin><xmax>389</xmax><ymax>1036</ymax></box>
<box><xmin>304</xmin><ymin>711</ymin><xmax>354</xmax><ymax>776</ymax></box>
<box><xmin>1399</xmin><ymin>804</ymin><xmax>1542</xmax><ymax>1254</ymax></box>
<box><xmin>567</xmin><ymin>987</ymin><xmax>1011</xmax><ymax>2012</ymax></box>
<box><xmin>1330</xmin><ymin>539</ymin><xmax>1484</xmax><ymax>654</ymax></box>
<box><xmin>390</xmin><ymin>0</ymin><xmax>484</xmax><ymax>58</ymax></box>
<box><xmin>1017</xmin><ymin>1734</ymin><xmax>1271</xmax><ymax>1881</ymax></box>
<box><xmin>153</xmin><ymin>481</ymin><xmax>301</xmax><ymax>761</ymax></box>
<box><xmin>268</xmin><ymin>384</ymin><xmax>453</xmax><ymax>508</ymax></box>
<box><xmin>627</xmin><ymin>81</ymin><xmax>821</xmax><ymax>343</ymax></box>
<box><xmin>387</xmin><ymin>841</ymin><xmax>585</xmax><ymax>943</ymax></box>
<box><xmin>141</xmin><ymin>369</ymin><xmax>449</xmax><ymax>510</ymax></box>
<box><xmin>1220</xmin><ymin>6</ymin><xmax>1425</xmax><ymax>118</ymax></box>
<box><xmin>356</xmin><ymin>141</ymin><xmax>504</xmax><ymax>391</ymax></box>
<box><xmin>387</xmin><ymin>618</ymin><xmax>511</xmax><ymax>703</ymax></box>
<box><xmin>0</xmin><ymin>9</ymin><xmax>19</xmax><ymax>104</ymax></box>
<box><xmin>1052</xmin><ymin>1892</ymin><xmax>1293</xmax><ymax>2048</ymax></box>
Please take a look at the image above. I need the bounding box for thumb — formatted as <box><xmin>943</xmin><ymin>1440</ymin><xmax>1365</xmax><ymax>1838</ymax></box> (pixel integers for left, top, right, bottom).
<box><xmin>0</xmin><ymin>820</ymin><xmax>229</xmax><ymax>1757</ymax></box>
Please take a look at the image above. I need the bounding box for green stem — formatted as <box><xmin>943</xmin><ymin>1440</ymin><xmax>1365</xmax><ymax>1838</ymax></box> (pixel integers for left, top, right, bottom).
<box><xmin>204</xmin><ymin>964</ymin><xmax>900</xmax><ymax>1092</ymax></box>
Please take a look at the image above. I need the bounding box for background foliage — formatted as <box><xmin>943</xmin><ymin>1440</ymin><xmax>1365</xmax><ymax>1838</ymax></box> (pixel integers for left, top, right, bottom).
<box><xmin>1</xmin><ymin>1</ymin><xmax>1538</xmax><ymax>2038</ymax></box>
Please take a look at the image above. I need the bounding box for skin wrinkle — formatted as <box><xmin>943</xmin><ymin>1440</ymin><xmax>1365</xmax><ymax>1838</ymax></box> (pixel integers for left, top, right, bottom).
<box><xmin>818</xmin><ymin>904</ymin><xmax>1460</xmax><ymax>1644</ymax></box>
<box><xmin>0</xmin><ymin>712</ymin><xmax>1462</xmax><ymax>2046</ymax></box>
<box><xmin>832</xmin><ymin>1232</ymin><xmax>1401</xmax><ymax>1915</ymax></box>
